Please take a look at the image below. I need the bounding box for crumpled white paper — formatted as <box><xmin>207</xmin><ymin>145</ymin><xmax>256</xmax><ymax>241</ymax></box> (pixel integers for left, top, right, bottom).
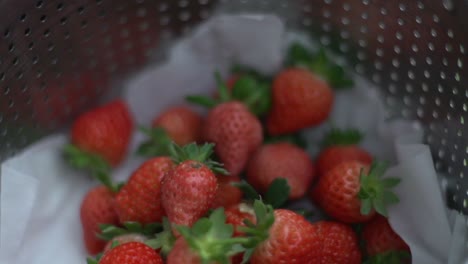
<box><xmin>0</xmin><ymin>14</ymin><xmax>464</xmax><ymax>264</ymax></box>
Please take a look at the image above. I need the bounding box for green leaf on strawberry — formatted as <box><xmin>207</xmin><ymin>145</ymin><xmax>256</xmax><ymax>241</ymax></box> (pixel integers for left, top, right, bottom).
<box><xmin>168</xmin><ymin>142</ymin><xmax>229</xmax><ymax>175</ymax></box>
<box><xmin>231</xmin><ymin>180</ymin><xmax>260</xmax><ymax>201</ymax></box>
<box><xmin>98</xmin><ymin>222</ymin><xmax>162</xmax><ymax>241</ymax></box>
<box><xmin>232</xmin><ymin>179</ymin><xmax>290</xmax><ymax>208</ymax></box>
<box><xmin>136</xmin><ymin>126</ymin><xmax>173</xmax><ymax>157</ymax></box>
<box><xmin>145</xmin><ymin>217</ymin><xmax>176</xmax><ymax>256</ymax></box>
<box><xmin>363</xmin><ymin>250</ymin><xmax>411</xmax><ymax>264</ymax></box>
<box><xmin>321</xmin><ymin>128</ymin><xmax>363</xmax><ymax>148</ymax></box>
<box><xmin>286</xmin><ymin>42</ymin><xmax>354</xmax><ymax>89</ymax></box>
<box><xmin>174</xmin><ymin>208</ymin><xmax>243</xmax><ymax>263</ymax></box>
<box><xmin>63</xmin><ymin>144</ymin><xmax>120</xmax><ymax>193</ymax></box>
<box><xmin>264</xmin><ymin>133</ymin><xmax>308</xmax><ymax>149</ymax></box>
<box><xmin>358</xmin><ymin>162</ymin><xmax>401</xmax><ymax>217</ymax></box>
<box><xmin>186</xmin><ymin>70</ymin><xmax>272</xmax><ymax>117</ymax></box>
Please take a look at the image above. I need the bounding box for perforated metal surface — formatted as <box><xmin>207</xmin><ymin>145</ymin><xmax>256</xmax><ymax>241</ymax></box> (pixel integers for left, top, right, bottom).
<box><xmin>0</xmin><ymin>0</ymin><xmax>467</xmax><ymax>215</ymax></box>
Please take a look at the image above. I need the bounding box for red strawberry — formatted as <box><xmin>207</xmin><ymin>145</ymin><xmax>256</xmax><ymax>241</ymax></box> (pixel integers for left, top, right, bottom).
<box><xmin>151</xmin><ymin>106</ymin><xmax>203</xmax><ymax>146</ymax></box>
<box><xmin>225</xmin><ymin>203</ymin><xmax>256</xmax><ymax>237</ymax></box>
<box><xmin>362</xmin><ymin>215</ymin><xmax>410</xmax><ymax>258</ymax></box>
<box><xmin>212</xmin><ymin>175</ymin><xmax>243</xmax><ymax>209</ymax></box>
<box><xmin>312</xmin><ymin>161</ymin><xmax>400</xmax><ymax>223</ymax></box>
<box><xmin>248</xmin><ymin>207</ymin><xmax>321</xmax><ymax>264</ymax></box>
<box><xmin>103</xmin><ymin>233</ymin><xmax>147</xmax><ymax>253</ymax></box>
<box><xmin>317</xmin><ymin>128</ymin><xmax>372</xmax><ymax>177</ymax></box>
<box><xmin>80</xmin><ymin>186</ymin><xmax>119</xmax><ymax>255</ymax></box>
<box><xmin>204</xmin><ymin>101</ymin><xmax>263</xmax><ymax>175</ymax></box>
<box><xmin>99</xmin><ymin>242</ymin><xmax>163</xmax><ymax>264</ymax></box>
<box><xmin>246</xmin><ymin>142</ymin><xmax>315</xmax><ymax>199</ymax></box>
<box><xmin>71</xmin><ymin>99</ymin><xmax>133</xmax><ymax>166</ymax></box>
<box><xmin>312</xmin><ymin>221</ymin><xmax>362</xmax><ymax>264</ymax></box>
<box><xmin>115</xmin><ymin>157</ymin><xmax>174</xmax><ymax>224</ymax></box>
<box><xmin>166</xmin><ymin>237</ymin><xmax>201</xmax><ymax>264</ymax></box>
<box><xmin>267</xmin><ymin>67</ymin><xmax>334</xmax><ymax>135</ymax></box>
<box><xmin>161</xmin><ymin>143</ymin><xmax>224</xmax><ymax>229</ymax></box>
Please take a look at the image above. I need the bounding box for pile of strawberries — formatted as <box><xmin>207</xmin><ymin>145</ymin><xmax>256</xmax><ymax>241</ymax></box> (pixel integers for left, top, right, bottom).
<box><xmin>64</xmin><ymin>43</ymin><xmax>411</xmax><ymax>264</ymax></box>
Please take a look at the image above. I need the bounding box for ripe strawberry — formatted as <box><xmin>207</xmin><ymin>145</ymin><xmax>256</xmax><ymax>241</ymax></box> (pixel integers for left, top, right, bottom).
<box><xmin>312</xmin><ymin>161</ymin><xmax>400</xmax><ymax>223</ymax></box>
<box><xmin>362</xmin><ymin>215</ymin><xmax>410</xmax><ymax>259</ymax></box>
<box><xmin>166</xmin><ymin>237</ymin><xmax>201</xmax><ymax>264</ymax></box>
<box><xmin>247</xmin><ymin>205</ymin><xmax>321</xmax><ymax>264</ymax></box>
<box><xmin>187</xmin><ymin>72</ymin><xmax>266</xmax><ymax>175</ymax></box>
<box><xmin>98</xmin><ymin>242</ymin><xmax>163</xmax><ymax>264</ymax></box>
<box><xmin>103</xmin><ymin>233</ymin><xmax>147</xmax><ymax>253</ymax></box>
<box><xmin>70</xmin><ymin>99</ymin><xmax>133</xmax><ymax>166</ymax></box>
<box><xmin>246</xmin><ymin>142</ymin><xmax>315</xmax><ymax>199</ymax></box>
<box><xmin>312</xmin><ymin>221</ymin><xmax>362</xmax><ymax>264</ymax></box>
<box><xmin>204</xmin><ymin>101</ymin><xmax>263</xmax><ymax>175</ymax></box>
<box><xmin>115</xmin><ymin>157</ymin><xmax>174</xmax><ymax>224</ymax></box>
<box><xmin>266</xmin><ymin>67</ymin><xmax>334</xmax><ymax>135</ymax></box>
<box><xmin>161</xmin><ymin>143</ymin><xmax>226</xmax><ymax>229</ymax></box>
<box><xmin>317</xmin><ymin>128</ymin><xmax>373</xmax><ymax>177</ymax></box>
<box><xmin>225</xmin><ymin>203</ymin><xmax>256</xmax><ymax>237</ymax></box>
<box><xmin>80</xmin><ymin>186</ymin><xmax>119</xmax><ymax>255</ymax></box>
<box><xmin>152</xmin><ymin>106</ymin><xmax>203</xmax><ymax>146</ymax></box>
<box><xmin>212</xmin><ymin>175</ymin><xmax>243</xmax><ymax>209</ymax></box>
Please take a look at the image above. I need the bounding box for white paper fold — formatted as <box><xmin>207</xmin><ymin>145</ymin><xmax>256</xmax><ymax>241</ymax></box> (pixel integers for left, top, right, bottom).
<box><xmin>0</xmin><ymin>14</ymin><xmax>464</xmax><ymax>264</ymax></box>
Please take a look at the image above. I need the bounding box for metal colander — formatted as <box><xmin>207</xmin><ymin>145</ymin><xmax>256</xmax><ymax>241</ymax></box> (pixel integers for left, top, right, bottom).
<box><xmin>0</xmin><ymin>0</ymin><xmax>467</xmax><ymax>253</ymax></box>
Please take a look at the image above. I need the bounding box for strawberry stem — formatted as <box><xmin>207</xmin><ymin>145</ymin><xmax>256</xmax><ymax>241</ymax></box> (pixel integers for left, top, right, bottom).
<box><xmin>358</xmin><ymin>162</ymin><xmax>401</xmax><ymax>217</ymax></box>
<box><xmin>168</xmin><ymin>142</ymin><xmax>228</xmax><ymax>175</ymax></box>
<box><xmin>136</xmin><ymin>126</ymin><xmax>173</xmax><ymax>157</ymax></box>
<box><xmin>63</xmin><ymin>144</ymin><xmax>120</xmax><ymax>192</ymax></box>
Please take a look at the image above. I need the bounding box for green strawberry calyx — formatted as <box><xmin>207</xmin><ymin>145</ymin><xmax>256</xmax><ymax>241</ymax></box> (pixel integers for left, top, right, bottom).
<box><xmin>186</xmin><ymin>70</ymin><xmax>271</xmax><ymax>116</ymax></box>
<box><xmin>358</xmin><ymin>162</ymin><xmax>401</xmax><ymax>217</ymax></box>
<box><xmin>286</xmin><ymin>42</ymin><xmax>354</xmax><ymax>89</ymax></box>
<box><xmin>169</xmin><ymin>142</ymin><xmax>229</xmax><ymax>175</ymax></box>
<box><xmin>98</xmin><ymin>221</ymin><xmax>162</xmax><ymax>241</ymax></box>
<box><xmin>321</xmin><ymin>128</ymin><xmax>364</xmax><ymax>148</ymax></box>
<box><xmin>145</xmin><ymin>218</ymin><xmax>177</xmax><ymax>257</ymax></box>
<box><xmin>63</xmin><ymin>144</ymin><xmax>121</xmax><ymax>193</ymax></box>
<box><xmin>136</xmin><ymin>126</ymin><xmax>173</xmax><ymax>157</ymax></box>
<box><xmin>231</xmin><ymin>178</ymin><xmax>290</xmax><ymax>209</ymax></box>
<box><xmin>363</xmin><ymin>250</ymin><xmax>411</xmax><ymax>264</ymax></box>
<box><xmin>175</xmin><ymin>208</ymin><xmax>245</xmax><ymax>264</ymax></box>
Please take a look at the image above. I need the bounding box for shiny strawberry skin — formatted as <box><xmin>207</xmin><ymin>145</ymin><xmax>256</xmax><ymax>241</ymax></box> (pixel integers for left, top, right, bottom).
<box><xmin>362</xmin><ymin>215</ymin><xmax>410</xmax><ymax>256</ymax></box>
<box><xmin>99</xmin><ymin>242</ymin><xmax>163</xmax><ymax>264</ymax></box>
<box><xmin>71</xmin><ymin>99</ymin><xmax>133</xmax><ymax>166</ymax></box>
<box><xmin>212</xmin><ymin>175</ymin><xmax>243</xmax><ymax>209</ymax></box>
<box><xmin>316</xmin><ymin>145</ymin><xmax>372</xmax><ymax>177</ymax></box>
<box><xmin>203</xmin><ymin>101</ymin><xmax>263</xmax><ymax>175</ymax></box>
<box><xmin>166</xmin><ymin>237</ymin><xmax>202</xmax><ymax>264</ymax></box>
<box><xmin>115</xmin><ymin>157</ymin><xmax>174</xmax><ymax>224</ymax></box>
<box><xmin>152</xmin><ymin>106</ymin><xmax>203</xmax><ymax>146</ymax></box>
<box><xmin>313</xmin><ymin>221</ymin><xmax>362</xmax><ymax>264</ymax></box>
<box><xmin>103</xmin><ymin>233</ymin><xmax>148</xmax><ymax>253</ymax></box>
<box><xmin>161</xmin><ymin>161</ymin><xmax>218</xmax><ymax>228</ymax></box>
<box><xmin>314</xmin><ymin>161</ymin><xmax>375</xmax><ymax>223</ymax></box>
<box><xmin>247</xmin><ymin>142</ymin><xmax>315</xmax><ymax>199</ymax></box>
<box><xmin>267</xmin><ymin>68</ymin><xmax>333</xmax><ymax>135</ymax></box>
<box><xmin>250</xmin><ymin>209</ymin><xmax>321</xmax><ymax>264</ymax></box>
<box><xmin>80</xmin><ymin>186</ymin><xmax>119</xmax><ymax>255</ymax></box>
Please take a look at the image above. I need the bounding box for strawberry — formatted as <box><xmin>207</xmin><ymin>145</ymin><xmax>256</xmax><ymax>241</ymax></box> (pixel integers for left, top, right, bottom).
<box><xmin>98</xmin><ymin>242</ymin><xmax>163</xmax><ymax>264</ymax></box>
<box><xmin>138</xmin><ymin>106</ymin><xmax>204</xmax><ymax>157</ymax></box>
<box><xmin>246</xmin><ymin>142</ymin><xmax>315</xmax><ymax>200</ymax></box>
<box><xmin>225</xmin><ymin>203</ymin><xmax>256</xmax><ymax>237</ymax></box>
<box><xmin>362</xmin><ymin>215</ymin><xmax>411</xmax><ymax>262</ymax></box>
<box><xmin>266</xmin><ymin>67</ymin><xmax>334</xmax><ymax>135</ymax></box>
<box><xmin>312</xmin><ymin>221</ymin><xmax>362</xmax><ymax>264</ymax></box>
<box><xmin>161</xmin><ymin>143</ymin><xmax>226</xmax><ymax>229</ymax></box>
<box><xmin>212</xmin><ymin>175</ymin><xmax>243</xmax><ymax>209</ymax></box>
<box><xmin>70</xmin><ymin>99</ymin><xmax>133</xmax><ymax>166</ymax></box>
<box><xmin>187</xmin><ymin>72</ymin><xmax>266</xmax><ymax>175</ymax></box>
<box><xmin>317</xmin><ymin>128</ymin><xmax>373</xmax><ymax>177</ymax></box>
<box><xmin>312</xmin><ymin>161</ymin><xmax>400</xmax><ymax>223</ymax></box>
<box><xmin>245</xmin><ymin>202</ymin><xmax>321</xmax><ymax>264</ymax></box>
<box><xmin>167</xmin><ymin>208</ymin><xmax>244</xmax><ymax>264</ymax></box>
<box><xmin>103</xmin><ymin>233</ymin><xmax>147</xmax><ymax>253</ymax></box>
<box><xmin>80</xmin><ymin>186</ymin><xmax>119</xmax><ymax>255</ymax></box>
<box><xmin>115</xmin><ymin>157</ymin><xmax>174</xmax><ymax>224</ymax></box>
